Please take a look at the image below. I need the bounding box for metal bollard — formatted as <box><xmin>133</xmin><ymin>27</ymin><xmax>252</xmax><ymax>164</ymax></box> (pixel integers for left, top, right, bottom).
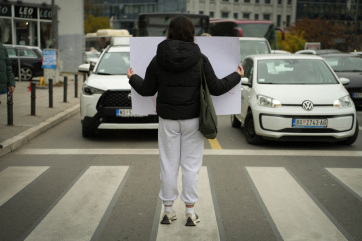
<box><xmin>74</xmin><ymin>74</ymin><xmax>78</xmax><ymax>98</ymax></box>
<box><xmin>63</xmin><ymin>76</ymin><xmax>68</xmax><ymax>102</ymax></box>
<box><xmin>49</xmin><ymin>78</ymin><xmax>53</xmax><ymax>108</ymax></box>
<box><xmin>7</xmin><ymin>91</ymin><xmax>13</xmax><ymax>125</ymax></box>
<box><xmin>31</xmin><ymin>81</ymin><xmax>36</xmax><ymax>115</ymax></box>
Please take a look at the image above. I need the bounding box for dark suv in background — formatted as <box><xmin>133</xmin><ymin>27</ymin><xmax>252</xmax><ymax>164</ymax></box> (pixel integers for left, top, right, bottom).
<box><xmin>4</xmin><ymin>44</ymin><xmax>43</xmax><ymax>81</ymax></box>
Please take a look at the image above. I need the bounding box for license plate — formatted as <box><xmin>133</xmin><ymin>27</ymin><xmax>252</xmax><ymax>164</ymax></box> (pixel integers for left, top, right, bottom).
<box><xmin>352</xmin><ymin>92</ymin><xmax>362</xmax><ymax>98</ymax></box>
<box><xmin>116</xmin><ymin>109</ymin><xmax>144</xmax><ymax>117</ymax></box>
<box><xmin>292</xmin><ymin>119</ymin><xmax>328</xmax><ymax>128</ymax></box>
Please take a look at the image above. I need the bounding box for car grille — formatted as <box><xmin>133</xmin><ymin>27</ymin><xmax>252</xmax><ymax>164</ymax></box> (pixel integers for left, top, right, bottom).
<box><xmin>98</xmin><ymin>90</ymin><xmax>131</xmax><ymax>108</ymax></box>
<box><xmin>102</xmin><ymin>116</ymin><xmax>159</xmax><ymax>124</ymax></box>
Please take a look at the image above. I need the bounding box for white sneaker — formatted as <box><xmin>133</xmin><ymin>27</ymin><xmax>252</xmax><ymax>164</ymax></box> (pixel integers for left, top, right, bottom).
<box><xmin>160</xmin><ymin>210</ymin><xmax>177</xmax><ymax>224</ymax></box>
<box><xmin>185</xmin><ymin>213</ymin><xmax>200</xmax><ymax>226</ymax></box>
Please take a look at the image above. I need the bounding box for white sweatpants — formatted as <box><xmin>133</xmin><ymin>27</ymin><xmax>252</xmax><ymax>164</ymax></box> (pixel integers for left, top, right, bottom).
<box><xmin>158</xmin><ymin>117</ymin><xmax>204</xmax><ymax>206</ymax></box>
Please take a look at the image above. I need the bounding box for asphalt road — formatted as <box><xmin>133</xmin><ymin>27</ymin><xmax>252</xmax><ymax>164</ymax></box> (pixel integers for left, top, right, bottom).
<box><xmin>0</xmin><ymin>112</ymin><xmax>361</xmax><ymax>241</ymax></box>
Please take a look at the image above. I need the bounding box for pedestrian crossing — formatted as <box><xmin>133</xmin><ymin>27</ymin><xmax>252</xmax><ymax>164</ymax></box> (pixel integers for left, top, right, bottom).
<box><xmin>0</xmin><ymin>165</ymin><xmax>361</xmax><ymax>241</ymax></box>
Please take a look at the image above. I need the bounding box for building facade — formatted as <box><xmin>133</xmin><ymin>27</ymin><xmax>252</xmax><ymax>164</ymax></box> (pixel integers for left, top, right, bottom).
<box><xmin>0</xmin><ymin>0</ymin><xmax>84</xmax><ymax>73</ymax></box>
<box><xmin>186</xmin><ymin>0</ymin><xmax>297</xmax><ymax>28</ymax></box>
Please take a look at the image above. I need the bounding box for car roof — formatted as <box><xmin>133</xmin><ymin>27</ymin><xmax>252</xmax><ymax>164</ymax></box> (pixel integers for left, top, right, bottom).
<box><xmin>4</xmin><ymin>44</ymin><xmax>41</xmax><ymax>50</ymax></box>
<box><xmin>107</xmin><ymin>46</ymin><xmax>130</xmax><ymax>52</ymax></box>
<box><xmin>239</xmin><ymin>37</ymin><xmax>267</xmax><ymax>41</ymax></box>
<box><xmin>320</xmin><ymin>53</ymin><xmax>362</xmax><ymax>58</ymax></box>
<box><xmin>250</xmin><ymin>54</ymin><xmax>323</xmax><ymax>61</ymax></box>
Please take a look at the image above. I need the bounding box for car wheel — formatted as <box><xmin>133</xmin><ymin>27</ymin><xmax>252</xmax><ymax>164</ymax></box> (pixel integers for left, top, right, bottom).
<box><xmin>231</xmin><ymin>114</ymin><xmax>241</xmax><ymax>128</ymax></box>
<box><xmin>244</xmin><ymin>111</ymin><xmax>264</xmax><ymax>145</ymax></box>
<box><xmin>21</xmin><ymin>67</ymin><xmax>34</xmax><ymax>81</ymax></box>
<box><xmin>336</xmin><ymin>120</ymin><xmax>359</xmax><ymax>145</ymax></box>
<box><xmin>82</xmin><ymin>123</ymin><xmax>96</xmax><ymax>138</ymax></box>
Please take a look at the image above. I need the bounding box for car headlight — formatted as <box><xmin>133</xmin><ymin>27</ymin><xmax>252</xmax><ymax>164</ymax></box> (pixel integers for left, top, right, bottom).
<box><xmin>82</xmin><ymin>85</ymin><xmax>105</xmax><ymax>95</ymax></box>
<box><xmin>257</xmin><ymin>95</ymin><xmax>282</xmax><ymax>108</ymax></box>
<box><xmin>333</xmin><ymin>95</ymin><xmax>353</xmax><ymax>108</ymax></box>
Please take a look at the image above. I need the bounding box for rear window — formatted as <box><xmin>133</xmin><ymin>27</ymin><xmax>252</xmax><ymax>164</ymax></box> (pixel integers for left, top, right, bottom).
<box><xmin>6</xmin><ymin>48</ymin><xmax>16</xmax><ymax>57</ymax></box>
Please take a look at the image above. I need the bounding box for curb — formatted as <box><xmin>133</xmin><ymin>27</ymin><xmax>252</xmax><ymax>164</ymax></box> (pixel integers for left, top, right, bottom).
<box><xmin>0</xmin><ymin>104</ymin><xmax>80</xmax><ymax>158</ymax></box>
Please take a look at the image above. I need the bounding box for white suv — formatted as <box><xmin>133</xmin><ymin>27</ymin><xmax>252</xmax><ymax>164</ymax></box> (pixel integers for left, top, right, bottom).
<box><xmin>239</xmin><ymin>37</ymin><xmax>271</xmax><ymax>62</ymax></box>
<box><xmin>78</xmin><ymin>45</ymin><xmax>158</xmax><ymax>137</ymax></box>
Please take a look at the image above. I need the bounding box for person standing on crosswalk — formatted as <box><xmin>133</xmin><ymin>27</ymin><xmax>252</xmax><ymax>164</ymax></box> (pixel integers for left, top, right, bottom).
<box><xmin>127</xmin><ymin>15</ymin><xmax>243</xmax><ymax>226</ymax></box>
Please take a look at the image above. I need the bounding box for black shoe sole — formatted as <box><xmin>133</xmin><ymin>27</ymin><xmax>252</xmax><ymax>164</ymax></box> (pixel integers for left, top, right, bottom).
<box><xmin>160</xmin><ymin>215</ymin><xmax>171</xmax><ymax>224</ymax></box>
<box><xmin>185</xmin><ymin>217</ymin><xmax>196</xmax><ymax>226</ymax></box>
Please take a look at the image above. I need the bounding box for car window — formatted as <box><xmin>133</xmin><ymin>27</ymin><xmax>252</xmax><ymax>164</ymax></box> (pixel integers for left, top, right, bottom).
<box><xmin>240</xmin><ymin>40</ymin><xmax>270</xmax><ymax>61</ymax></box>
<box><xmin>19</xmin><ymin>49</ymin><xmax>37</xmax><ymax>57</ymax></box>
<box><xmin>242</xmin><ymin>58</ymin><xmax>254</xmax><ymax>84</ymax></box>
<box><xmin>95</xmin><ymin>51</ymin><xmax>130</xmax><ymax>75</ymax></box>
<box><xmin>324</xmin><ymin>56</ymin><xmax>362</xmax><ymax>72</ymax></box>
<box><xmin>257</xmin><ymin>59</ymin><xmax>338</xmax><ymax>85</ymax></box>
<box><xmin>6</xmin><ymin>48</ymin><xmax>16</xmax><ymax>57</ymax></box>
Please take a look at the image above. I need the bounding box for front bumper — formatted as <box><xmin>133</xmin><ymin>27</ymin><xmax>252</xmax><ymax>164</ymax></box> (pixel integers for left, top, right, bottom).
<box><xmin>252</xmin><ymin>105</ymin><xmax>357</xmax><ymax>140</ymax></box>
<box><xmin>81</xmin><ymin>90</ymin><xmax>159</xmax><ymax>130</ymax></box>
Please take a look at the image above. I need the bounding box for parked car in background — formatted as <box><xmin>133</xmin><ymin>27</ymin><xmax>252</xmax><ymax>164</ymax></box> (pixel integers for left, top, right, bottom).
<box><xmin>83</xmin><ymin>51</ymin><xmax>101</xmax><ymax>70</ymax></box>
<box><xmin>321</xmin><ymin>53</ymin><xmax>362</xmax><ymax>106</ymax></box>
<box><xmin>4</xmin><ymin>44</ymin><xmax>43</xmax><ymax>81</ymax></box>
<box><xmin>78</xmin><ymin>45</ymin><xmax>158</xmax><ymax>137</ymax></box>
<box><xmin>295</xmin><ymin>49</ymin><xmax>341</xmax><ymax>55</ymax></box>
<box><xmin>239</xmin><ymin>37</ymin><xmax>271</xmax><ymax>62</ymax></box>
<box><xmin>231</xmin><ymin>54</ymin><xmax>358</xmax><ymax>145</ymax></box>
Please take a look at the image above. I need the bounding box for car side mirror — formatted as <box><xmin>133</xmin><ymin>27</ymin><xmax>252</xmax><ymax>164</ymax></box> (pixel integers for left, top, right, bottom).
<box><xmin>241</xmin><ymin>77</ymin><xmax>251</xmax><ymax>86</ymax></box>
<box><xmin>78</xmin><ymin>64</ymin><xmax>90</xmax><ymax>74</ymax></box>
<box><xmin>339</xmin><ymin>77</ymin><xmax>350</xmax><ymax>85</ymax></box>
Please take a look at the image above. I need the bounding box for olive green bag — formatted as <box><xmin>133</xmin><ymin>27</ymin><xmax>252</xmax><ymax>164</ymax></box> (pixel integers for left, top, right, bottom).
<box><xmin>199</xmin><ymin>58</ymin><xmax>218</xmax><ymax>139</ymax></box>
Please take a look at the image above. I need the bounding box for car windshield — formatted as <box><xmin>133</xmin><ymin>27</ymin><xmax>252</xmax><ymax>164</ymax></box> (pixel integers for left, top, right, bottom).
<box><xmin>257</xmin><ymin>59</ymin><xmax>339</xmax><ymax>85</ymax></box>
<box><xmin>95</xmin><ymin>52</ymin><xmax>130</xmax><ymax>75</ymax></box>
<box><xmin>240</xmin><ymin>40</ymin><xmax>270</xmax><ymax>61</ymax></box>
<box><xmin>323</xmin><ymin>56</ymin><xmax>362</xmax><ymax>72</ymax></box>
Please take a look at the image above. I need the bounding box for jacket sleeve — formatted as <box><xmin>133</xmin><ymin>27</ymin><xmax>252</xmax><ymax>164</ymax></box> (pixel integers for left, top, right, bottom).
<box><xmin>4</xmin><ymin>47</ymin><xmax>15</xmax><ymax>87</ymax></box>
<box><xmin>129</xmin><ymin>57</ymin><xmax>158</xmax><ymax>96</ymax></box>
<box><xmin>202</xmin><ymin>55</ymin><xmax>240</xmax><ymax>96</ymax></box>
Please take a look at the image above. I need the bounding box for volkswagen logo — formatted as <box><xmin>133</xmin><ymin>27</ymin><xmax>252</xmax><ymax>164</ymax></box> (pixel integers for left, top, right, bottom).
<box><xmin>302</xmin><ymin>100</ymin><xmax>313</xmax><ymax>111</ymax></box>
<box><xmin>127</xmin><ymin>93</ymin><xmax>132</xmax><ymax>100</ymax></box>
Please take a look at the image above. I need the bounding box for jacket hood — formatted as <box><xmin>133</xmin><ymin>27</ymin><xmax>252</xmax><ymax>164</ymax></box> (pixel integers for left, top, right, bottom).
<box><xmin>156</xmin><ymin>39</ymin><xmax>202</xmax><ymax>71</ymax></box>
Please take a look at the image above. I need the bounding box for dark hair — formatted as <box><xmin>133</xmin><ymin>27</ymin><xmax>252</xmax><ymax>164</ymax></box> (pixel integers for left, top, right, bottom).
<box><xmin>167</xmin><ymin>16</ymin><xmax>195</xmax><ymax>42</ymax></box>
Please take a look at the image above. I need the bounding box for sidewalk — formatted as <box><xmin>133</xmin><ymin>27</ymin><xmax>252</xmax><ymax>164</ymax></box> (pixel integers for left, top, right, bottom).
<box><xmin>0</xmin><ymin>74</ymin><xmax>82</xmax><ymax>157</ymax></box>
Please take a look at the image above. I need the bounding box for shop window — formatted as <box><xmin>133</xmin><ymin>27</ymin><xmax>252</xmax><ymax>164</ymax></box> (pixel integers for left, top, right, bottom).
<box><xmin>0</xmin><ymin>19</ymin><xmax>12</xmax><ymax>44</ymax></box>
<box><xmin>41</xmin><ymin>22</ymin><xmax>53</xmax><ymax>49</ymax></box>
<box><xmin>15</xmin><ymin>20</ymin><xmax>38</xmax><ymax>46</ymax></box>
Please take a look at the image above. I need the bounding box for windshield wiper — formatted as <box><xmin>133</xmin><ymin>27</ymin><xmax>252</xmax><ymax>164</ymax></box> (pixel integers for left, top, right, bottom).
<box><xmin>96</xmin><ymin>72</ymin><xmax>112</xmax><ymax>75</ymax></box>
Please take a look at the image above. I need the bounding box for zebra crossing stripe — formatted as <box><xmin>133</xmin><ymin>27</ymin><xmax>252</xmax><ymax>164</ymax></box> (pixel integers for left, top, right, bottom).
<box><xmin>0</xmin><ymin>166</ymin><xmax>49</xmax><ymax>207</ymax></box>
<box><xmin>156</xmin><ymin>167</ymin><xmax>220</xmax><ymax>241</ymax></box>
<box><xmin>326</xmin><ymin>168</ymin><xmax>362</xmax><ymax>200</ymax></box>
<box><xmin>24</xmin><ymin>166</ymin><xmax>129</xmax><ymax>241</ymax></box>
<box><xmin>246</xmin><ymin>167</ymin><xmax>348</xmax><ymax>241</ymax></box>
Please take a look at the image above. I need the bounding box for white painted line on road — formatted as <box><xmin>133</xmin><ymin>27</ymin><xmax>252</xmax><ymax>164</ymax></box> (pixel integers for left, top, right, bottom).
<box><xmin>326</xmin><ymin>168</ymin><xmax>362</xmax><ymax>199</ymax></box>
<box><xmin>156</xmin><ymin>167</ymin><xmax>220</xmax><ymax>241</ymax></box>
<box><xmin>246</xmin><ymin>167</ymin><xmax>348</xmax><ymax>241</ymax></box>
<box><xmin>17</xmin><ymin>148</ymin><xmax>362</xmax><ymax>157</ymax></box>
<box><xmin>24</xmin><ymin>166</ymin><xmax>129</xmax><ymax>241</ymax></box>
<box><xmin>0</xmin><ymin>166</ymin><xmax>49</xmax><ymax>207</ymax></box>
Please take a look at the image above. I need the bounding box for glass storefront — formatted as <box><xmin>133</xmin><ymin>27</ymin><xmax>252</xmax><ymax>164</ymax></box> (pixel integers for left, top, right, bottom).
<box><xmin>0</xmin><ymin>19</ymin><xmax>12</xmax><ymax>44</ymax></box>
<box><xmin>0</xmin><ymin>3</ymin><xmax>53</xmax><ymax>48</ymax></box>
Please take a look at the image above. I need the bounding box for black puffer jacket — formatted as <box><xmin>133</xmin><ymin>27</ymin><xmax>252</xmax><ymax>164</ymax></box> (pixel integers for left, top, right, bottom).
<box><xmin>0</xmin><ymin>43</ymin><xmax>15</xmax><ymax>94</ymax></box>
<box><xmin>129</xmin><ymin>39</ymin><xmax>240</xmax><ymax>120</ymax></box>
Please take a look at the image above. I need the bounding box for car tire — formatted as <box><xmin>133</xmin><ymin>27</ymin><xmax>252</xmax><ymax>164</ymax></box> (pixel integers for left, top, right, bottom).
<box><xmin>231</xmin><ymin>114</ymin><xmax>241</xmax><ymax>128</ymax></box>
<box><xmin>21</xmin><ymin>67</ymin><xmax>34</xmax><ymax>81</ymax></box>
<box><xmin>336</xmin><ymin>120</ymin><xmax>359</xmax><ymax>145</ymax></box>
<box><xmin>82</xmin><ymin>123</ymin><xmax>96</xmax><ymax>138</ymax></box>
<box><xmin>244</xmin><ymin>111</ymin><xmax>264</xmax><ymax>145</ymax></box>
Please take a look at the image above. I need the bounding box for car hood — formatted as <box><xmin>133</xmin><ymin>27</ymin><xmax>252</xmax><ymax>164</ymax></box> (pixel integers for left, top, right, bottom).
<box><xmin>333</xmin><ymin>72</ymin><xmax>362</xmax><ymax>88</ymax></box>
<box><xmin>86</xmin><ymin>74</ymin><xmax>130</xmax><ymax>90</ymax></box>
<box><xmin>255</xmin><ymin>84</ymin><xmax>349</xmax><ymax>104</ymax></box>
